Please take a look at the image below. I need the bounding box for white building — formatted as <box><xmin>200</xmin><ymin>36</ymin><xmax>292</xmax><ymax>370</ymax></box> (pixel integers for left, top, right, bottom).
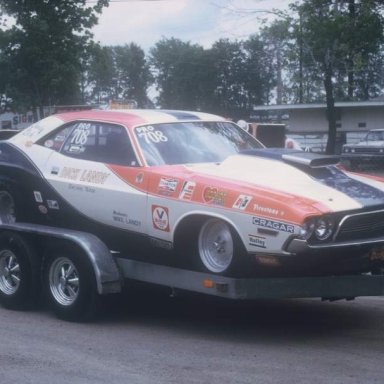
<box><xmin>252</xmin><ymin>99</ymin><xmax>384</xmax><ymax>152</ymax></box>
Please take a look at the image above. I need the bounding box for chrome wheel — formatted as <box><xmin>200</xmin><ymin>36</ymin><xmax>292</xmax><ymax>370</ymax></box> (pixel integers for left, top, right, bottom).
<box><xmin>198</xmin><ymin>219</ymin><xmax>234</xmax><ymax>273</ymax></box>
<box><xmin>0</xmin><ymin>190</ymin><xmax>16</xmax><ymax>224</ymax></box>
<box><xmin>49</xmin><ymin>257</ymin><xmax>80</xmax><ymax>306</ymax></box>
<box><xmin>0</xmin><ymin>249</ymin><xmax>20</xmax><ymax>295</ymax></box>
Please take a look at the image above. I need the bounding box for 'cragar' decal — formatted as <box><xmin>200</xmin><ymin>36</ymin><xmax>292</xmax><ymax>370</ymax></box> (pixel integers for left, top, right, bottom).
<box><xmin>252</xmin><ymin>217</ymin><xmax>294</xmax><ymax>233</ymax></box>
<box><xmin>152</xmin><ymin>205</ymin><xmax>170</xmax><ymax>232</ymax></box>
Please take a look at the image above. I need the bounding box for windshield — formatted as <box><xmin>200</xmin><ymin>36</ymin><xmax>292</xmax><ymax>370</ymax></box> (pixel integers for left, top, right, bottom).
<box><xmin>134</xmin><ymin>121</ymin><xmax>263</xmax><ymax>165</ymax></box>
<box><xmin>365</xmin><ymin>131</ymin><xmax>384</xmax><ymax>141</ymax></box>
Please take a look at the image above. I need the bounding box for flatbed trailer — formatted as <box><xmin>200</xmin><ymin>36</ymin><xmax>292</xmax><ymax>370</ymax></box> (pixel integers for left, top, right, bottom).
<box><xmin>0</xmin><ymin>222</ymin><xmax>383</xmax><ymax>321</ymax></box>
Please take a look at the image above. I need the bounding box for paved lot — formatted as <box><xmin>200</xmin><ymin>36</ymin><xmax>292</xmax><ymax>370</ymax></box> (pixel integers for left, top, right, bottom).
<box><xmin>0</xmin><ymin>285</ymin><xmax>384</xmax><ymax>384</ymax></box>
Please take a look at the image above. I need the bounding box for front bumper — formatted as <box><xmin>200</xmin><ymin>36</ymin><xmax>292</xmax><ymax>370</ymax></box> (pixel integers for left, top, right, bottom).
<box><xmin>286</xmin><ymin>236</ymin><xmax>384</xmax><ymax>254</ymax></box>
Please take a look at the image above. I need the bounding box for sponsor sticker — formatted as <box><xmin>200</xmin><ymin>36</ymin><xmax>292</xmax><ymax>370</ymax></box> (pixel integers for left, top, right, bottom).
<box><xmin>203</xmin><ymin>187</ymin><xmax>226</xmax><ymax>206</ymax></box>
<box><xmin>253</xmin><ymin>203</ymin><xmax>280</xmax><ymax>216</ymax></box>
<box><xmin>33</xmin><ymin>191</ymin><xmax>43</xmax><ymax>203</ymax></box>
<box><xmin>47</xmin><ymin>200</ymin><xmax>59</xmax><ymax>210</ymax></box>
<box><xmin>38</xmin><ymin>205</ymin><xmax>48</xmax><ymax>214</ymax></box>
<box><xmin>233</xmin><ymin>195</ymin><xmax>252</xmax><ymax>210</ymax></box>
<box><xmin>158</xmin><ymin>177</ymin><xmax>178</xmax><ymax>195</ymax></box>
<box><xmin>252</xmin><ymin>216</ymin><xmax>294</xmax><ymax>233</ymax></box>
<box><xmin>152</xmin><ymin>205</ymin><xmax>170</xmax><ymax>232</ymax></box>
<box><xmin>51</xmin><ymin>166</ymin><xmax>59</xmax><ymax>175</ymax></box>
<box><xmin>179</xmin><ymin>181</ymin><xmax>196</xmax><ymax>201</ymax></box>
<box><xmin>135</xmin><ymin>173</ymin><xmax>144</xmax><ymax>184</ymax></box>
<box><xmin>248</xmin><ymin>235</ymin><xmax>267</xmax><ymax>248</ymax></box>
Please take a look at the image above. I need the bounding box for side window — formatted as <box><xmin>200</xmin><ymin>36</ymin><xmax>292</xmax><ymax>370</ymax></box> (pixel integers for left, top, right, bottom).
<box><xmin>40</xmin><ymin>121</ymin><xmax>139</xmax><ymax>166</ymax></box>
<box><xmin>39</xmin><ymin>124</ymin><xmax>74</xmax><ymax>152</ymax></box>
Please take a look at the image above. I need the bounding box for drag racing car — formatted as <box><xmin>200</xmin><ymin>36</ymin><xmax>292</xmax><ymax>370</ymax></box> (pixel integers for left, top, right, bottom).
<box><xmin>1</xmin><ymin>109</ymin><xmax>384</xmax><ymax>282</ymax></box>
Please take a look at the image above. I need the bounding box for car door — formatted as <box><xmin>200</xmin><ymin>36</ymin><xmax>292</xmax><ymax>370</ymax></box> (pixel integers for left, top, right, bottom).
<box><xmin>39</xmin><ymin>120</ymin><xmax>148</xmax><ymax>234</ymax></box>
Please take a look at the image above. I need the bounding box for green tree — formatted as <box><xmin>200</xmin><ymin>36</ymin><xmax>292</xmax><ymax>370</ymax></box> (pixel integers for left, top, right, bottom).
<box><xmin>114</xmin><ymin>43</ymin><xmax>153</xmax><ymax>108</ymax></box>
<box><xmin>290</xmin><ymin>0</ymin><xmax>384</xmax><ymax>153</ymax></box>
<box><xmin>0</xmin><ymin>0</ymin><xmax>108</xmax><ymax>114</ymax></box>
<box><xmin>150</xmin><ymin>38</ymin><xmax>209</xmax><ymax>110</ymax></box>
<box><xmin>85</xmin><ymin>44</ymin><xmax>116</xmax><ymax>104</ymax></box>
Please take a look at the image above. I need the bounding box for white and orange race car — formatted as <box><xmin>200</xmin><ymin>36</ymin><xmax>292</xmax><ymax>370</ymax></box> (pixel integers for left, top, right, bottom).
<box><xmin>1</xmin><ymin>109</ymin><xmax>384</xmax><ymax>278</ymax></box>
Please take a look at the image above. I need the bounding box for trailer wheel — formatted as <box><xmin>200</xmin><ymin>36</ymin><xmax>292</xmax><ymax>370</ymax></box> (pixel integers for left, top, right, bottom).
<box><xmin>0</xmin><ymin>232</ymin><xmax>40</xmax><ymax>309</ymax></box>
<box><xmin>197</xmin><ymin>218</ymin><xmax>246</xmax><ymax>275</ymax></box>
<box><xmin>44</xmin><ymin>246</ymin><xmax>99</xmax><ymax>321</ymax></box>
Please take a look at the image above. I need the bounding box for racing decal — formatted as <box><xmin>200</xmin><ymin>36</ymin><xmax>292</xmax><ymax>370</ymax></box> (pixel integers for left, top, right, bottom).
<box><xmin>58</xmin><ymin>167</ymin><xmax>110</xmax><ymax>184</ymax></box>
<box><xmin>233</xmin><ymin>194</ymin><xmax>252</xmax><ymax>210</ymax></box>
<box><xmin>253</xmin><ymin>203</ymin><xmax>281</xmax><ymax>216</ymax></box>
<box><xmin>79</xmin><ymin>170</ymin><xmax>110</xmax><ymax>184</ymax></box>
<box><xmin>47</xmin><ymin>200</ymin><xmax>60</xmax><ymax>210</ymax></box>
<box><xmin>112</xmin><ymin>210</ymin><xmax>141</xmax><ymax>227</ymax></box>
<box><xmin>158</xmin><ymin>177</ymin><xmax>179</xmax><ymax>195</ymax></box>
<box><xmin>252</xmin><ymin>217</ymin><xmax>295</xmax><ymax>233</ymax></box>
<box><xmin>51</xmin><ymin>166</ymin><xmax>60</xmax><ymax>175</ymax></box>
<box><xmin>248</xmin><ymin>234</ymin><xmax>267</xmax><ymax>248</ymax></box>
<box><xmin>179</xmin><ymin>181</ymin><xmax>196</xmax><ymax>201</ymax></box>
<box><xmin>152</xmin><ymin>205</ymin><xmax>170</xmax><ymax>232</ymax></box>
<box><xmin>60</xmin><ymin>167</ymin><xmax>82</xmax><ymax>181</ymax></box>
<box><xmin>135</xmin><ymin>126</ymin><xmax>168</xmax><ymax>144</ymax></box>
<box><xmin>33</xmin><ymin>191</ymin><xmax>43</xmax><ymax>203</ymax></box>
<box><xmin>38</xmin><ymin>205</ymin><xmax>48</xmax><ymax>214</ymax></box>
<box><xmin>135</xmin><ymin>173</ymin><xmax>144</xmax><ymax>184</ymax></box>
<box><xmin>203</xmin><ymin>187</ymin><xmax>226</xmax><ymax>206</ymax></box>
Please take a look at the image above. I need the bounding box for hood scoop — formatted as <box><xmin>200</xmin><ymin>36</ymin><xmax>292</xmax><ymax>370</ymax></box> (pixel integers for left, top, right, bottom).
<box><xmin>240</xmin><ymin>148</ymin><xmax>340</xmax><ymax>168</ymax></box>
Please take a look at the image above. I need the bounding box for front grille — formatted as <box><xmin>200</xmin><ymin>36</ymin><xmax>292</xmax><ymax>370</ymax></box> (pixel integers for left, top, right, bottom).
<box><xmin>335</xmin><ymin>210</ymin><xmax>384</xmax><ymax>242</ymax></box>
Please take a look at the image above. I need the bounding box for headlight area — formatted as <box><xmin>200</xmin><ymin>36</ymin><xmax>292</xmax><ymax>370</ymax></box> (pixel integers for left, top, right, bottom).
<box><xmin>299</xmin><ymin>216</ymin><xmax>336</xmax><ymax>244</ymax></box>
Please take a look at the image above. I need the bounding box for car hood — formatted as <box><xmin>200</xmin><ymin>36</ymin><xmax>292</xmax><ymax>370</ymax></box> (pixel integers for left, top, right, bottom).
<box><xmin>185</xmin><ymin>153</ymin><xmax>384</xmax><ymax>212</ymax></box>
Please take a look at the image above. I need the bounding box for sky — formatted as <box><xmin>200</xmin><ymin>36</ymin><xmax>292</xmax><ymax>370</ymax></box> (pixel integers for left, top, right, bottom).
<box><xmin>92</xmin><ymin>0</ymin><xmax>291</xmax><ymax>50</ymax></box>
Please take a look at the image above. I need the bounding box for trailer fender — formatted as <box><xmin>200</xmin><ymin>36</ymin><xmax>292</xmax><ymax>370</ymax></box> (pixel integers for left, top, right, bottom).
<box><xmin>0</xmin><ymin>223</ymin><xmax>122</xmax><ymax>295</ymax></box>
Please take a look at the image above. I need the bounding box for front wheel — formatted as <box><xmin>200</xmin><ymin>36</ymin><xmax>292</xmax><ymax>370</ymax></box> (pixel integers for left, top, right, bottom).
<box><xmin>44</xmin><ymin>246</ymin><xmax>100</xmax><ymax>321</ymax></box>
<box><xmin>197</xmin><ymin>218</ymin><xmax>246</xmax><ymax>276</ymax></box>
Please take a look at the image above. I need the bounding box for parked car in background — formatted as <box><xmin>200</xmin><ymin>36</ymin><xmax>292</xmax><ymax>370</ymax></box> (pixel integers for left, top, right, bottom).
<box><xmin>342</xmin><ymin>129</ymin><xmax>384</xmax><ymax>169</ymax></box>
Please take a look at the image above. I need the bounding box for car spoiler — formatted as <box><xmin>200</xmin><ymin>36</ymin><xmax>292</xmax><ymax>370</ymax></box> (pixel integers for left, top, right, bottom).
<box><xmin>240</xmin><ymin>148</ymin><xmax>340</xmax><ymax>168</ymax></box>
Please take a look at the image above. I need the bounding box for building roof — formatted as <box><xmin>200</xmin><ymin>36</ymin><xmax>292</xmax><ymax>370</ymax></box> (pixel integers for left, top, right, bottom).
<box><xmin>253</xmin><ymin>100</ymin><xmax>384</xmax><ymax>111</ymax></box>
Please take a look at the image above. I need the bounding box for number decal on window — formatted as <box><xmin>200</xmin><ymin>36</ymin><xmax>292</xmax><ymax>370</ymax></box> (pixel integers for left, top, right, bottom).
<box><xmin>136</xmin><ymin>126</ymin><xmax>168</xmax><ymax>144</ymax></box>
<box><xmin>71</xmin><ymin>123</ymin><xmax>91</xmax><ymax>145</ymax></box>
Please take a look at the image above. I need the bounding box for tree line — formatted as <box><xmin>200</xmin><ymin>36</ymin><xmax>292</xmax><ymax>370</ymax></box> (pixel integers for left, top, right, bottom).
<box><xmin>0</xmin><ymin>0</ymin><xmax>383</xmax><ymax>153</ymax></box>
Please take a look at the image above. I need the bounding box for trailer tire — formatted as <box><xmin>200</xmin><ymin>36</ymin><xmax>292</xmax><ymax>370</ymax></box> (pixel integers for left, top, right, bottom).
<box><xmin>44</xmin><ymin>245</ymin><xmax>100</xmax><ymax>322</ymax></box>
<box><xmin>0</xmin><ymin>232</ymin><xmax>40</xmax><ymax>310</ymax></box>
